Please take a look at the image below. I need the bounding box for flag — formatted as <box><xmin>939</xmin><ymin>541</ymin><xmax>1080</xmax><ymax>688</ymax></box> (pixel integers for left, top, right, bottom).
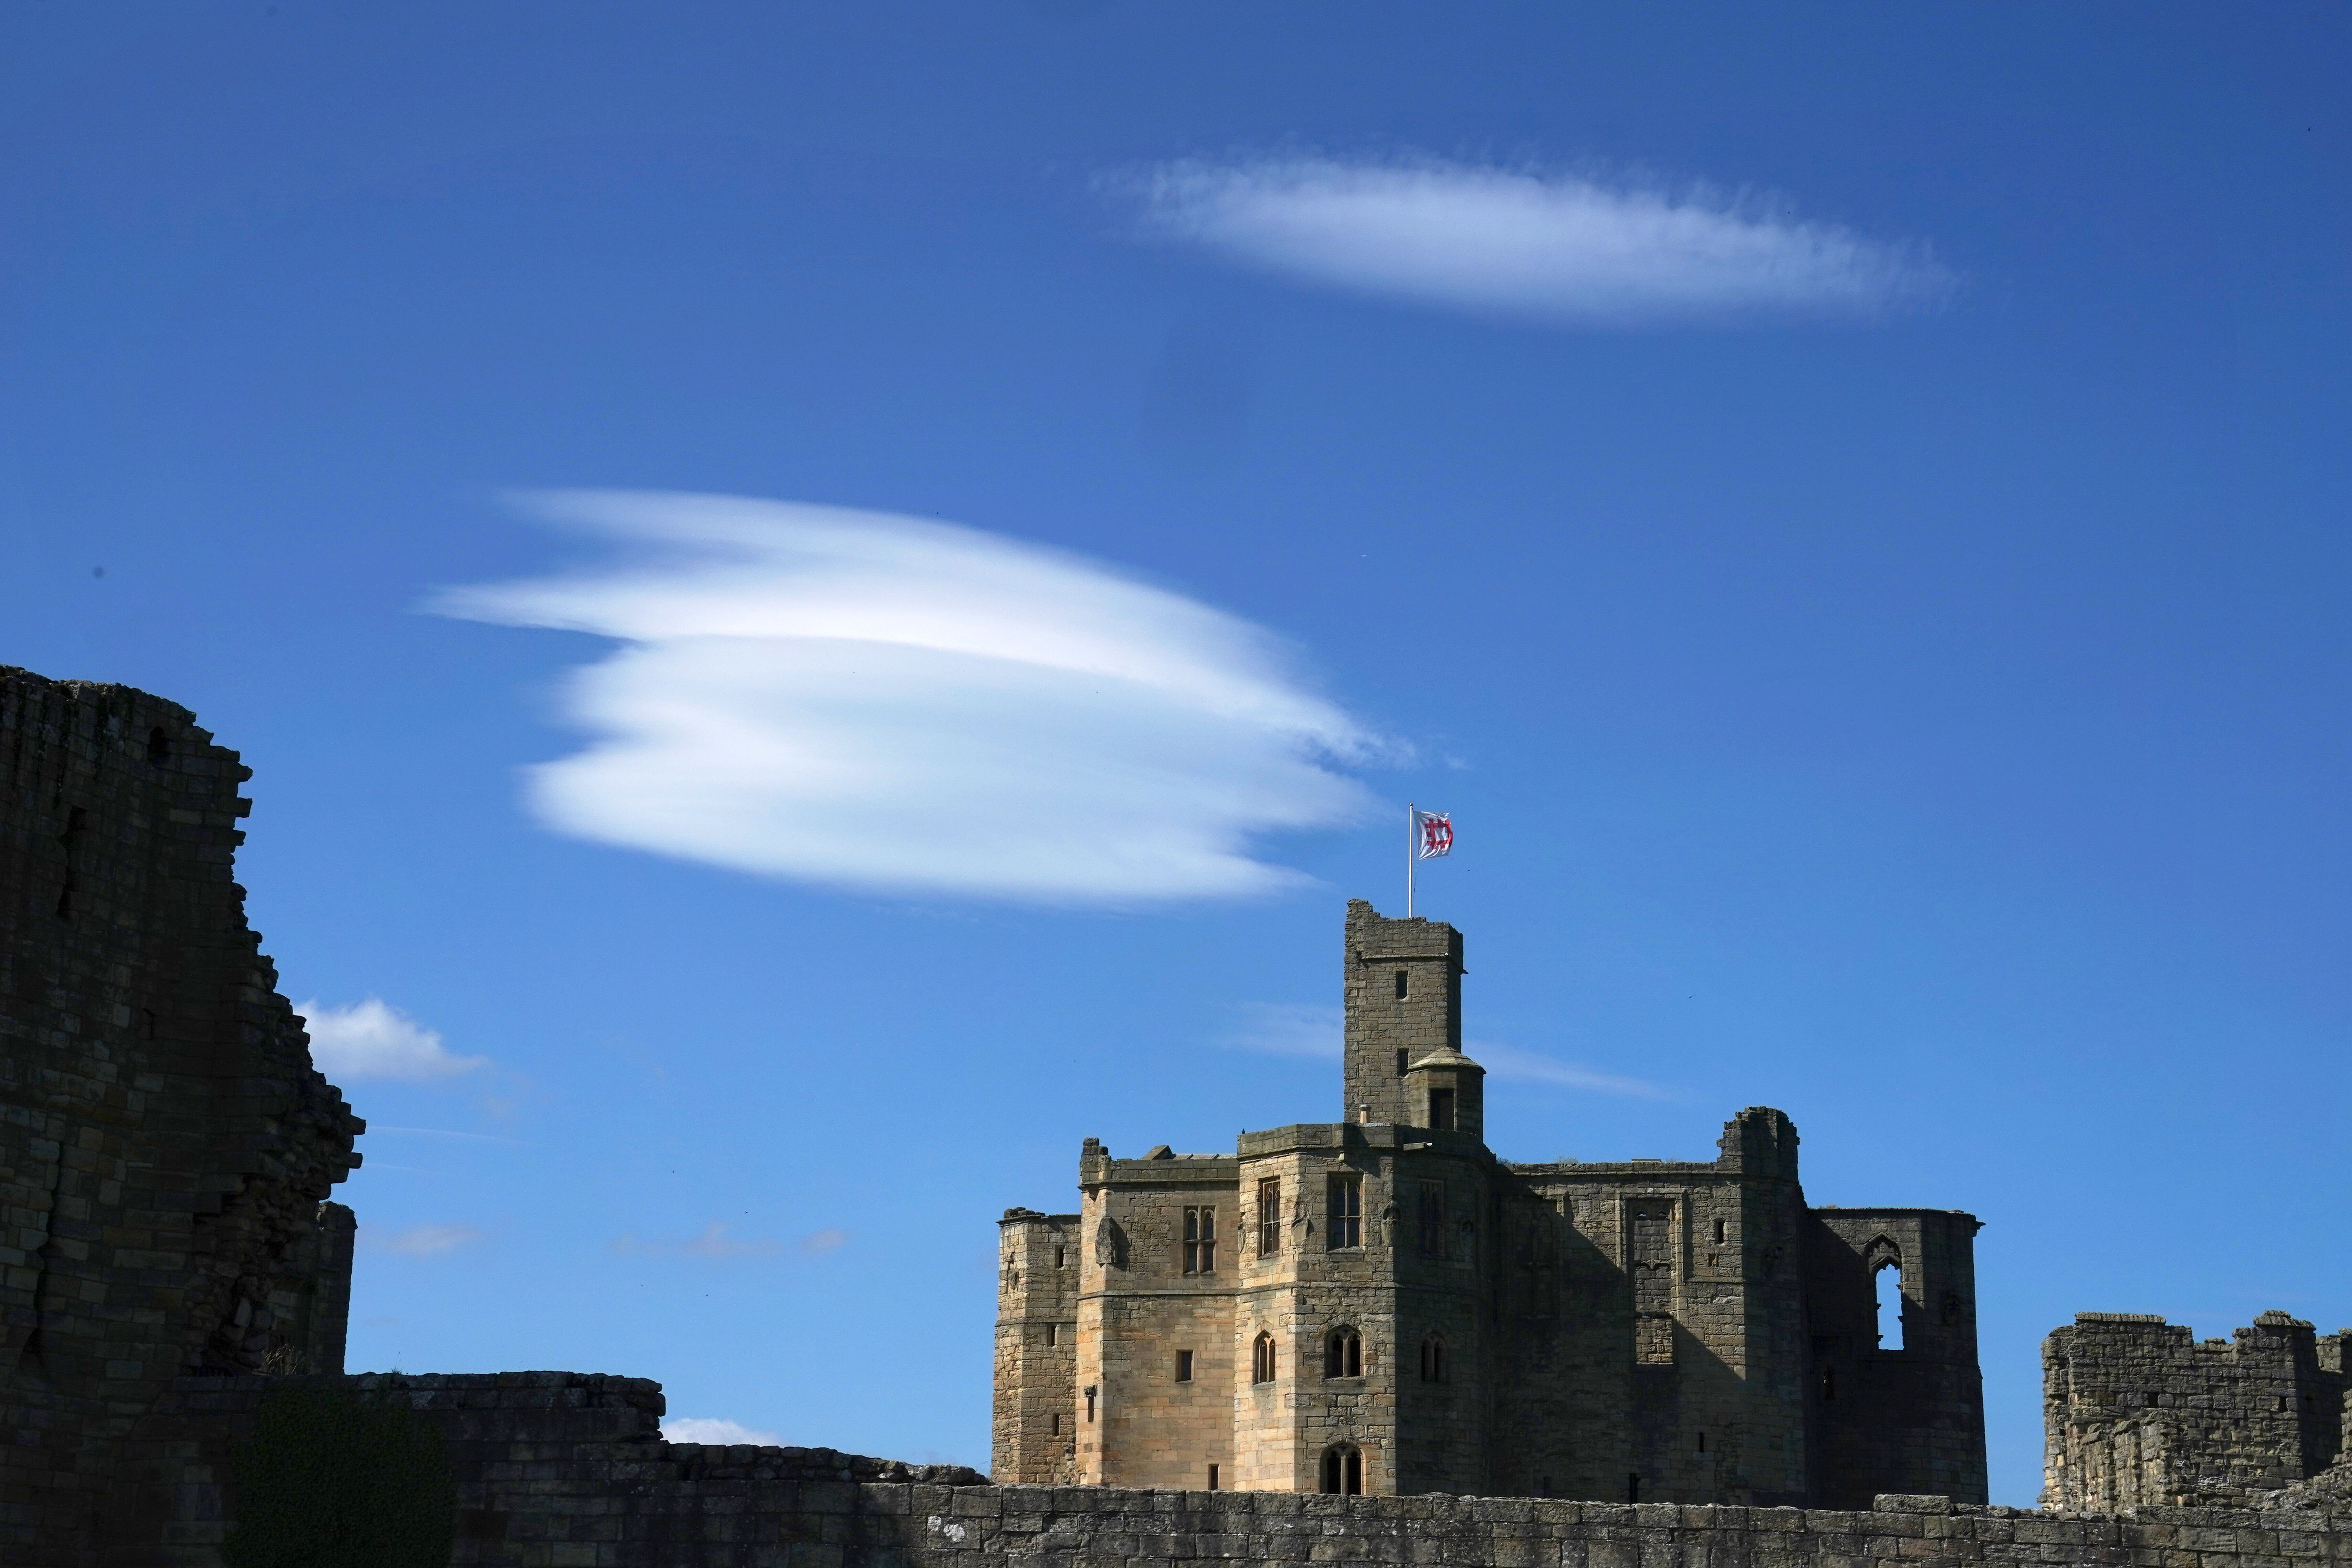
<box><xmin>1416</xmin><ymin>809</ymin><xmax>1453</xmax><ymax>860</ymax></box>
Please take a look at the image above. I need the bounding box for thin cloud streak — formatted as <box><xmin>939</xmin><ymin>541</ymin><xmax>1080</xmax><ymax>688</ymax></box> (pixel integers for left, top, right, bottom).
<box><xmin>1226</xmin><ymin>1004</ymin><xmax>1666</xmax><ymax>1098</ymax></box>
<box><xmin>1129</xmin><ymin>154</ymin><xmax>1954</xmax><ymax>326</ymax></box>
<box><xmin>363</xmin><ymin>1223</ymin><xmax>485</xmax><ymax>1258</ymax></box>
<box><xmin>432</xmin><ymin>491</ymin><xmax>1386</xmax><ymax>904</ymax></box>
<box><xmin>1465</xmin><ymin>1040</ymin><xmax>1669</xmax><ymax>1100</ymax></box>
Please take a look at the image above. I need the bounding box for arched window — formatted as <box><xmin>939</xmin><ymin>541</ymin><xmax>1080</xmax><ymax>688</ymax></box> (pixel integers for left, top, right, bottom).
<box><xmin>1319</xmin><ymin>1443</ymin><xmax>1363</xmax><ymax>1495</ymax></box>
<box><xmin>1874</xmin><ymin>1256</ymin><xmax>1905</xmax><ymax>1351</ymax></box>
<box><xmin>1324</xmin><ymin>1326</ymin><xmax>1362</xmax><ymax>1379</ymax></box>
<box><xmin>1252</xmin><ymin>1332</ymin><xmax>1278</xmax><ymax>1385</ymax></box>
<box><xmin>1419</xmin><ymin>1332</ymin><xmax>1447</xmax><ymax>1384</ymax></box>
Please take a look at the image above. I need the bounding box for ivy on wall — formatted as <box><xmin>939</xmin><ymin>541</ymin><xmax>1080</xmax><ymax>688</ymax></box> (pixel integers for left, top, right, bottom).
<box><xmin>223</xmin><ymin>1385</ymin><xmax>456</xmax><ymax>1568</ymax></box>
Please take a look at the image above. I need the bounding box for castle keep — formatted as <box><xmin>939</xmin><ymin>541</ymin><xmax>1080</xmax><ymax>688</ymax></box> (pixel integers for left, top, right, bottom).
<box><xmin>994</xmin><ymin>901</ymin><xmax>1989</xmax><ymax>1507</ymax></box>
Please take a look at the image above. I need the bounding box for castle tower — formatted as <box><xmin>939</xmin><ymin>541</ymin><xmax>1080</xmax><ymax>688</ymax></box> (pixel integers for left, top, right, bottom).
<box><xmin>1341</xmin><ymin>899</ymin><xmax>1465</xmax><ymax>1127</ymax></box>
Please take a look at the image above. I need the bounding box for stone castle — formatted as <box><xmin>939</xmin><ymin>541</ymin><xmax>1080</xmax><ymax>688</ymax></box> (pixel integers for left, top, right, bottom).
<box><xmin>993</xmin><ymin>901</ymin><xmax>1989</xmax><ymax>1507</ymax></box>
<box><xmin>4</xmin><ymin>661</ymin><xmax>2343</xmax><ymax>1562</ymax></box>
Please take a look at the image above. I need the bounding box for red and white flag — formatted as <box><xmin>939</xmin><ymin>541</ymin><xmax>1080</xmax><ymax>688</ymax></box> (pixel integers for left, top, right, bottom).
<box><xmin>1415</xmin><ymin>809</ymin><xmax>1453</xmax><ymax>860</ymax></box>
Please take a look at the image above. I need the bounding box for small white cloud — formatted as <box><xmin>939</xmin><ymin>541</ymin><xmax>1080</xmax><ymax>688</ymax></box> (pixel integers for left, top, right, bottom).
<box><xmin>432</xmin><ymin>492</ymin><xmax>1387</xmax><ymax>904</ymax></box>
<box><xmin>662</xmin><ymin>1416</ymin><xmax>782</xmax><ymax>1446</ymax></box>
<box><xmin>1227</xmin><ymin>1002</ymin><xmax>1343</xmax><ymax>1059</ymax></box>
<box><xmin>297</xmin><ymin>997</ymin><xmax>487</xmax><ymax>1083</ymax></box>
<box><xmin>363</xmin><ymin>1223</ymin><xmax>485</xmax><ymax>1258</ymax></box>
<box><xmin>798</xmin><ymin>1227</ymin><xmax>849</xmax><ymax>1256</ymax></box>
<box><xmin>1128</xmin><ymin>154</ymin><xmax>1954</xmax><ymax>327</ymax></box>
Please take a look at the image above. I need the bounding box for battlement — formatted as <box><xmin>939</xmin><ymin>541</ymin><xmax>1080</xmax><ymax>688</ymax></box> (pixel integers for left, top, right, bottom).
<box><xmin>2044</xmin><ymin>1311</ymin><xmax>2351</xmax><ymax>1511</ymax></box>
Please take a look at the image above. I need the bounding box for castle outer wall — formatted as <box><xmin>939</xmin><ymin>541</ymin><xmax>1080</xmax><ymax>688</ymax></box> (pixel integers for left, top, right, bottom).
<box><xmin>2045</xmin><ymin>1311</ymin><xmax>2350</xmax><ymax>1511</ymax></box>
<box><xmin>82</xmin><ymin>1372</ymin><xmax>2352</xmax><ymax>1568</ymax></box>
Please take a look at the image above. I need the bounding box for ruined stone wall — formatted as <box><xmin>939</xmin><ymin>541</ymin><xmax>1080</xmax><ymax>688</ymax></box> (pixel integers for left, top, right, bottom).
<box><xmin>1808</xmin><ymin>1208</ymin><xmax>1989</xmax><ymax>1509</ymax></box>
<box><xmin>0</xmin><ymin>668</ymin><xmax>363</xmax><ymax>1564</ymax></box>
<box><xmin>131</xmin><ymin>1372</ymin><xmax>2352</xmax><ymax>1568</ymax></box>
<box><xmin>2045</xmin><ymin>1312</ymin><xmax>2350</xmax><ymax>1511</ymax></box>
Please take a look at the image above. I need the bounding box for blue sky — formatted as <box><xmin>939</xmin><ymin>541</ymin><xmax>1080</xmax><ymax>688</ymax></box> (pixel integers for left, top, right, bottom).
<box><xmin>5</xmin><ymin>4</ymin><xmax>2347</xmax><ymax>1501</ymax></box>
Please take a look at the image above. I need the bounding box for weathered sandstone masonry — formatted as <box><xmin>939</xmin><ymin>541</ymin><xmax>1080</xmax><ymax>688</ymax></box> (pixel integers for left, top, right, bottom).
<box><xmin>2045</xmin><ymin>1312</ymin><xmax>2350</xmax><ymax>1512</ymax></box>
<box><xmin>0</xmin><ymin>667</ymin><xmax>363</xmax><ymax>1560</ymax></box>
<box><xmin>997</xmin><ymin>901</ymin><xmax>1987</xmax><ymax>1507</ymax></box>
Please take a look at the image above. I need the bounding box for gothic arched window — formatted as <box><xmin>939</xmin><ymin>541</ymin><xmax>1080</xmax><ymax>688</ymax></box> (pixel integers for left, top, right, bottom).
<box><xmin>1251</xmin><ymin>1332</ymin><xmax>1277</xmax><ymax>1385</ymax></box>
<box><xmin>1419</xmin><ymin>1332</ymin><xmax>1448</xmax><ymax>1384</ymax></box>
<box><xmin>1324</xmin><ymin>1327</ymin><xmax>1362</xmax><ymax>1379</ymax></box>
<box><xmin>1319</xmin><ymin>1443</ymin><xmax>1363</xmax><ymax>1495</ymax></box>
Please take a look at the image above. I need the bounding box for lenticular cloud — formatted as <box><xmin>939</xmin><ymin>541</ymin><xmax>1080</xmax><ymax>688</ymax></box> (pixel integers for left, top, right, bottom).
<box><xmin>1131</xmin><ymin>155</ymin><xmax>1953</xmax><ymax>326</ymax></box>
<box><xmin>431</xmin><ymin>492</ymin><xmax>1381</xmax><ymax>902</ymax></box>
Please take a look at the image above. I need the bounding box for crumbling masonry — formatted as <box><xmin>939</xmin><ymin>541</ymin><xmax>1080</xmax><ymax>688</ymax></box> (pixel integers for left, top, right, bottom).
<box><xmin>994</xmin><ymin>901</ymin><xmax>1989</xmax><ymax>1507</ymax></box>
<box><xmin>2044</xmin><ymin>1311</ymin><xmax>2351</xmax><ymax>1511</ymax></box>
<box><xmin>0</xmin><ymin>667</ymin><xmax>364</xmax><ymax>1558</ymax></box>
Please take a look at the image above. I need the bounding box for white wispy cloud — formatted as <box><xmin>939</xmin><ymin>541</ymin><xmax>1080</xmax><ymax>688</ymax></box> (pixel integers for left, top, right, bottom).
<box><xmin>431</xmin><ymin>491</ymin><xmax>1385</xmax><ymax>904</ymax></box>
<box><xmin>609</xmin><ymin>1222</ymin><xmax>849</xmax><ymax>1261</ymax></box>
<box><xmin>1128</xmin><ymin>154</ymin><xmax>1954</xmax><ymax>326</ymax></box>
<box><xmin>1466</xmin><ymin>1040</ymin><xmax>1668</xmax><ymax>1100</ymax></box>
<box><xmin>363</xmin><ymin>1223</ymin><xmax>486</xmax><ymax>1258</ymax></box>
<box><xmin>1227</xmin><ymin>1001</ymin><xmax>1350</xmax><ymax>1059</ymax></box>
<box><xmin>297</xmin><ymin>997</ymin><xmax>488</xmax><ymax>1083</ymax></box>
<box><xmin>1225</xmin><ymin>1003</ymin><xmax>1664</xmax><ymax>1098</ymax></box>
<box><xmin>662</xmin><ymin>1416</ymin><xmax>782</xmax><ymax>1446</ymax></box>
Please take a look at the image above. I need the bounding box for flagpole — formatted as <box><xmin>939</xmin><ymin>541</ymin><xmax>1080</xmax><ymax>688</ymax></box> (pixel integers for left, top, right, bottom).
<box><xmin>1406</xmin><ymin>801</ymin><xmax>1415</xmax><ymax>918</ymax></box>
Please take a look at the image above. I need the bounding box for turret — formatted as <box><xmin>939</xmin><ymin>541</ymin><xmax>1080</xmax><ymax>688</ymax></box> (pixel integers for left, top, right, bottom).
<box><xmin>1403</xmin><ymin>1047</ymin><xmax>1485</xmax><ymax>1140</ymax></box>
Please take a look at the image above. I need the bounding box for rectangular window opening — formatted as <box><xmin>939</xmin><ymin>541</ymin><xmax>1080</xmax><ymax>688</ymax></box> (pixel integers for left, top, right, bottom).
<box><xmin>1183</xmin><ymin>1207</ymin><xmax>1217</xmax><ymax>1274</ymax></box>
<box><xmin>1175</xmin><ymin>1349</ymin><xmax>1194</xmax><ymax>1383</ymax></box>
<box><xmin>1327</xmin><ymin>1175</ymin><xmax>1363</xmax><ymax>1249</ymax></box>
<box><xmin>1394</xmin><ymin>969</ymin><xmax>1409</xmax><ymax>999</ymax></box>
<box><xmin>1053</xmin><ymin>1245</ymin><xmax>1066</xmax><ymax>1269</ymax></box>
<box><xmin>1045</xmin><ymin>1322</ymin><xmax>1058</xmax><ymax>1347</ymax></box>
<box><xmin>1050</xmin><ymin>1413</ymin><xmax>1060</xmax><ymax>1436</ymax></box>
<box><xmin>1417</xmin><ymin>1181</ymin><xmax>1446</xmax><ymax>1258</ymax></box>
<box><xmin>1428</xmin><ymin>1088</ymin><xmax>1456</xmax><ymax>1131</ymax></box>
<box><xmin>1256</xmin><ymin>1178</ymin><xmax>1281</xmax><ymax>1257</ymax></box>
<box><xmin>1207</xmin><ymin>1463</ymin><xmax>1219</xmax><ymax>1490</ymax></box>
<box><xmin>1396</xmin><ymin>1047</ymin><xmax>1409</xmax><ymax>1076</ymax></box>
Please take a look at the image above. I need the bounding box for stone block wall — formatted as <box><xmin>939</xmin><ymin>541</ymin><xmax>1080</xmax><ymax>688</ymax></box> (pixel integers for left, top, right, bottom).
<box><xmin>2045</xmin><ymin>1312</ymin><xmax>2350</xmax><ymax>1511</ymax></box>
<box><xmin>993</xmin><ymin>1209</ymin><xmax>1078</xmax><ymax>1484</ymax></box>
<box><xmin>1808</xmin><ymin>1208</ymin><xmax>1988</xmax><ymax>1509</ymax></box>
<box><xmin>0</xmin><ymin>668</ymin><xmax>363</xmax><ymax>1563</ymax></box>
<box><xmin>1341</xmin><ymin>902</ymin><xmax>1463</xmax><ymax>1128</ymax></box>
<box><xmin>116</xmin><ymin>1370</ymin><xmax>2352</xmax><ymax>1568</ymax></box>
